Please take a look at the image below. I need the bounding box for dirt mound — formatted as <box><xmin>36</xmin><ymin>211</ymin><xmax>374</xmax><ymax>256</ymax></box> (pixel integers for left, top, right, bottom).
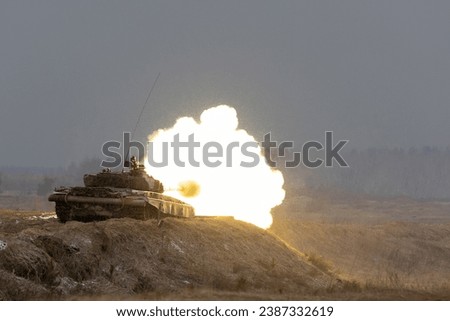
<box><xmin>0</xmin><ymin>213</ymin><xmax>334</xmax><ymax>300</ymax></box>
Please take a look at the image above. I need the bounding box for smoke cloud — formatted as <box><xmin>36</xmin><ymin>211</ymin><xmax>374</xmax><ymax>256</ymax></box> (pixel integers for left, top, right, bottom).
<box><xmin>144</xmin><ymin>105</ymin><xmax>285</xmax><ymax>228</ymax></box>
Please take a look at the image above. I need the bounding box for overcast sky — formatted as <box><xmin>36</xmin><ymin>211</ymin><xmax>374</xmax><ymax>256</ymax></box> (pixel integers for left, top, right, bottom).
<box><xmin>1</xmin><ymin>0</ymin><xmax>449</xmax><ymax>167</ymax></box>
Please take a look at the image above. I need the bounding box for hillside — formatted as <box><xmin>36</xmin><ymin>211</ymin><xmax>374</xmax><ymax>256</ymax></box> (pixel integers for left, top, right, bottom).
<box><xmin>0</xmin><ymin>211</ymin><xmax>334</xmax><ymax>300</ymax></box>
<box><xmin>2</xmin><ymin>196</ymin><xmax>449</xmax><ymax>300</ymax></box>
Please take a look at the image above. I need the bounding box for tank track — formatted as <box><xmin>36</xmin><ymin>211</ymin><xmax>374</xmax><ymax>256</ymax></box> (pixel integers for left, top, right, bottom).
<box><xmin>55</xmin><ymin>202</ymin><xmax>72</xmax><ymax>223</ymax></box>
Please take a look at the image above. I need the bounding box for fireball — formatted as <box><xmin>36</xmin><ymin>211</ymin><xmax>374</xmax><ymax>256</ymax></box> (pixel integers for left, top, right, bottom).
<box><xmin>144</xmin><ymin>105</ymin><xmax>285</xmax><ymax>229</ymax></box>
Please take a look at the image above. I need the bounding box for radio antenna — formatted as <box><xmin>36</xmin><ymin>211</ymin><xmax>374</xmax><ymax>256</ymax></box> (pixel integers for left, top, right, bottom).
<box><xmin>125</xmin><ymin>72</ymin><xmax>160</xmax><ymax>166</ymax></box>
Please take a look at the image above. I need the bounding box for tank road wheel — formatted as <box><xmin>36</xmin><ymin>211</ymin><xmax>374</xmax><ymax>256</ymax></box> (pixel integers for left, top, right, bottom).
<box><xmin>55</xmin><ymin>202</ymin><xmax>71</xmax><ymax>223</ymax></box>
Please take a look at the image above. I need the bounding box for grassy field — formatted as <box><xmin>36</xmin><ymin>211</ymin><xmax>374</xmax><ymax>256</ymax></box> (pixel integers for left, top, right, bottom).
<box><xmin>271</xmin><ymin>191</ymin><xmax>450</xmax><ymax>299</ymax></box>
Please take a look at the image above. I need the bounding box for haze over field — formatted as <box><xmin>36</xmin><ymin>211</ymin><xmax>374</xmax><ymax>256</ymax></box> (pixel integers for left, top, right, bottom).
<box><xmin>1</xmin><ymin>1</ymin><xmax>450</xmax><ymax>168</ymax></box>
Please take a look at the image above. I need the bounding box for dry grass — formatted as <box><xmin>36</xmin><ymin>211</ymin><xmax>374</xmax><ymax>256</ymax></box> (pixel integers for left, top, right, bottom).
<box><xmin>0</xmin><ymin>211</ymin><xmax>332</xmax><ymax>300</ymax></box>
<box><xmin>1</xmin><ymin>191</ymin><xmax>450</xmax><ymax>300</ymax></box>
<box><xmin>305</xmin><ymin>252</ymin><xmax>334</xmax><ymax>274</ymax></box>
<box><xmin>271</xmin><ymin>194</ymin><xmax>450</xmax><ymax>299</ymax></box>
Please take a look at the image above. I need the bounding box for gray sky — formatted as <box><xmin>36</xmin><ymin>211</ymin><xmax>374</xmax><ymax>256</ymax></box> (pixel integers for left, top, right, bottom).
<box><xmin>1</xmin><ymin>0</ymin><xmax>450</xmax><ymax>167</ymax></box>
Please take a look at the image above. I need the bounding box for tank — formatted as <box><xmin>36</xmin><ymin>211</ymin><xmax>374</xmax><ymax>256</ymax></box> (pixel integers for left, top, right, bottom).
<box><xmin>48</xmin><ymin>157</ymin><xmax>195</xmax><ymax>223</ymax></box>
